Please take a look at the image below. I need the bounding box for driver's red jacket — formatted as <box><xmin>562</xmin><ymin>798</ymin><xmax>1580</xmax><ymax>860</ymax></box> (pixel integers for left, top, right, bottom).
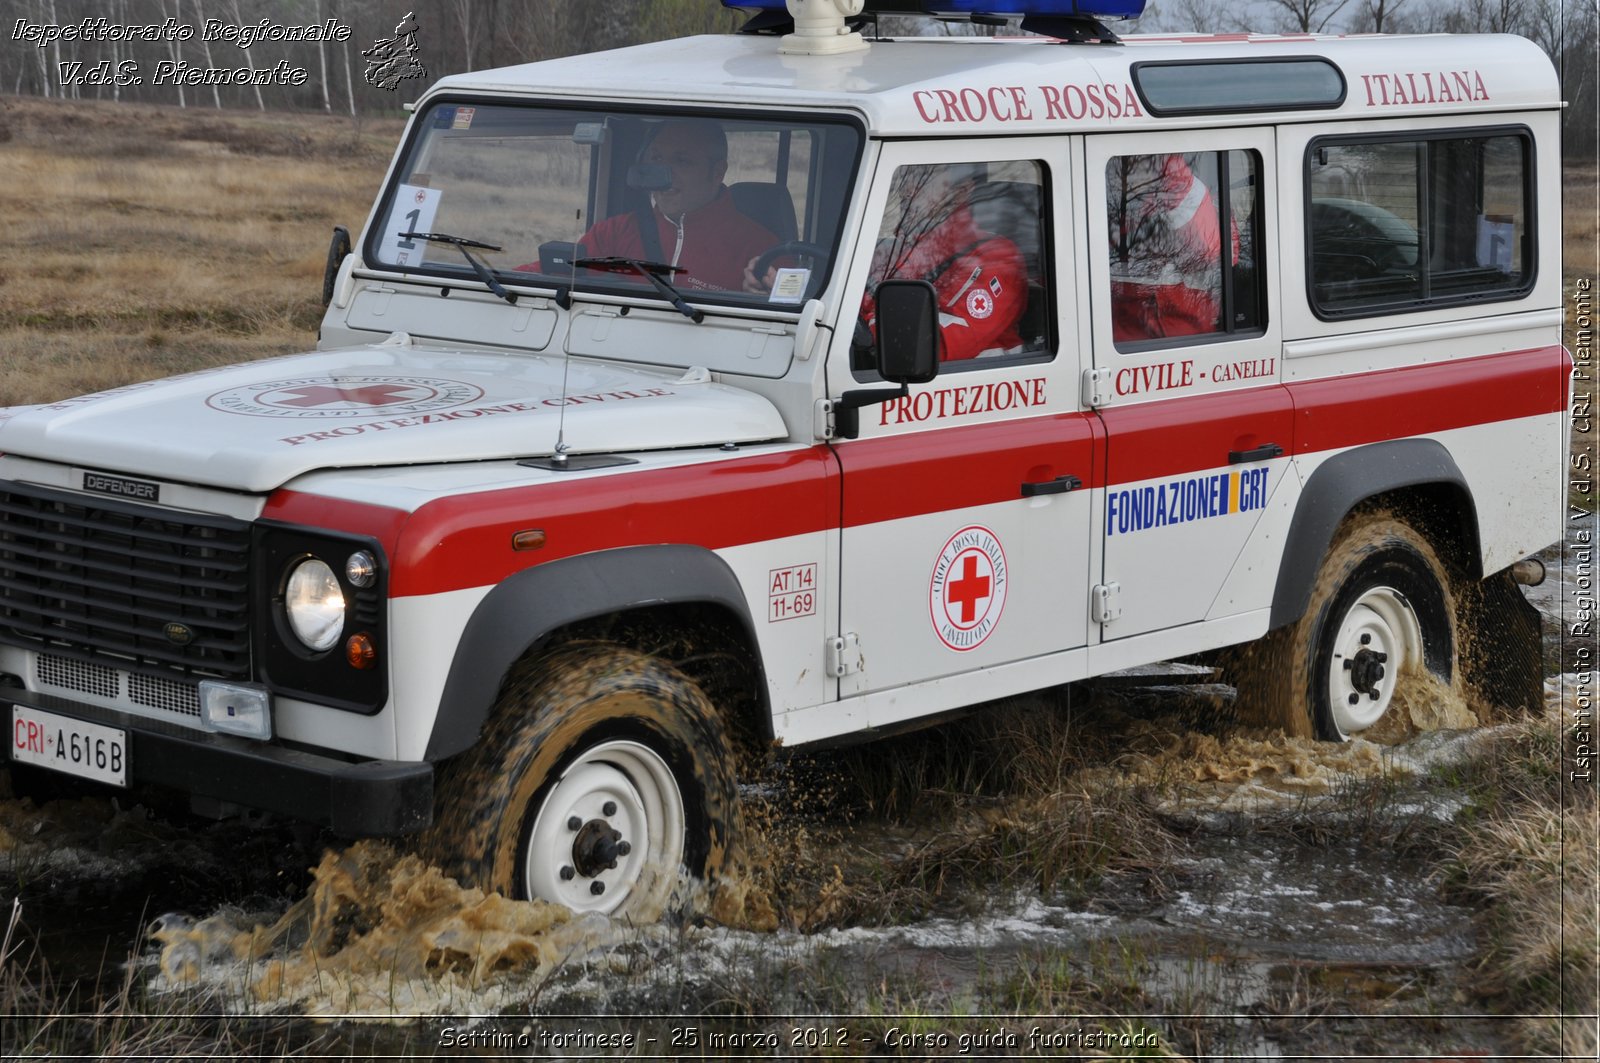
<box><xmin>578</xmin><ymin>187</ymin><xmax>778</xmax><ymax>293</ymax></box>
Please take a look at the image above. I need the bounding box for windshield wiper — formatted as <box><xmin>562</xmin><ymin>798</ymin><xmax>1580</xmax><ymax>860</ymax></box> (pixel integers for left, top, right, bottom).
<box><xmin>575</xmin><ymin>256</ymin><xmax>704</xmax><ymax>323</ymax></box>
<box><xmin>398</xmin><ymin>231</ymin><xmax>518</xmax><ymax>305</ymax></box>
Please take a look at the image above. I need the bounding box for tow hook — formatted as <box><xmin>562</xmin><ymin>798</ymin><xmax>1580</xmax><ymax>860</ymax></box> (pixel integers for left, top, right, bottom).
<box><xmin>1510</xmin><ymin>557</ymin><xmax>1546</xmax><ymax>586</ymax></box>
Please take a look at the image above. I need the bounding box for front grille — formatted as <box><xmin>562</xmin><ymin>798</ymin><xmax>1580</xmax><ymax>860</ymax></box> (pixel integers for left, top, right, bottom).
<box><xmin>35</xmin><ymin>652</ymin><xmax>202</xmax><ymax>718</ymax></box>
<box><xmin>38</xmin><ymin>651</ymin><xmax>119</xmax><ymax>699</ymax></box>
<box><xmin>128</xmin><ymin>671</ymin><xmax>201</xmax><ymax>716</ymax></box>
<box><xmin>0</xmin><ymin>482</ymin><xmax>251</xmax><ymax>682</ymax></box>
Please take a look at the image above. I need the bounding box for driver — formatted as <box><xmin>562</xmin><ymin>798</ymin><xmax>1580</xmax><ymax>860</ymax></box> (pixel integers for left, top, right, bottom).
<box><xmin>577</xmin><ymin>119</ymin><xmax>778</xmax><ymax>293</ymax></box>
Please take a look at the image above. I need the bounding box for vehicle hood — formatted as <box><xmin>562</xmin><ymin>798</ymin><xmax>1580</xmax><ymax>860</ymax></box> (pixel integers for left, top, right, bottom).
<box><xmin>0</xmin><ymin>341</ymin><xmax>787</xmax><ymax>493</ymax></box>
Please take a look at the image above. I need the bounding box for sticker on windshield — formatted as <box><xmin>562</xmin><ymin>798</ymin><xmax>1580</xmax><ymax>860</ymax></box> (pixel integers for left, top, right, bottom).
<box><xmin>451</xmin><ymin>107</ymin><xmax>476</xmax><ymax>130</ymax></box>
<box><xmin>379</xmin><ymin>184</ymin><xmax>442</xmax><ymax>266</ymax></box>
<box><xmin>768</xmin><ymin>267</ymin><xmax>811</xmax><ymax>305</ymax></box>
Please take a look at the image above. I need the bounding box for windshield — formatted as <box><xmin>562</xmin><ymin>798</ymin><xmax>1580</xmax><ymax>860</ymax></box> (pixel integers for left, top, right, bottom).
<box><xmin>368</xmin><ymin>101</ymin><xmax>863</xmax><ymax>309</ymax></box>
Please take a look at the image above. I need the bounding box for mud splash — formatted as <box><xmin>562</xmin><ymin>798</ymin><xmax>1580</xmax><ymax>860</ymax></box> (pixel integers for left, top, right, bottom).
<box><xmin>1365</xmin><ymin>665</ymin><xmax>1484</xmax><ymax>741</ymax></box>
<box><xmin>1079</xmin><ymin>671</ymin><xmax>1486</xmax><ymax>816</ymax></box>
<box><xmin>151</xmin><ymin>842</ymin><xmax>619</xmax><ymax>1017</ymax></box>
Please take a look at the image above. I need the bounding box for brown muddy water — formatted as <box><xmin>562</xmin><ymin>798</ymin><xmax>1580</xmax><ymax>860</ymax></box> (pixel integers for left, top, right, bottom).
<box><xmin>0</xmin><ymin>540</ymin><xmax>1590</xmax><ymax>1060</ymax></box>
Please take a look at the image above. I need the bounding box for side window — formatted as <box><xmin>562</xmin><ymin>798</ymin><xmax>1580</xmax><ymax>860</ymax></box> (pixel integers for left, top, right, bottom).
<box><xmin>861</xmin><ymin>160</ymin><xmax>1050</xmax><ymax>372</ymax></box>
<box><xmin>1307</xmin><ymin>130</ymin><xmax>1532</xmax><ymax>316</ymax></box>
<box><xmin>1106</xmin><ymin>150</ymin><xmax>1264</xmax><ymax>348</ymax></box>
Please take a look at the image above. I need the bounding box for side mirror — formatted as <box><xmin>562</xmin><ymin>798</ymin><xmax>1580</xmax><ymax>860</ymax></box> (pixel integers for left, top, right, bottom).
<box><xmin>873</xmin><ymin>279</ymin><xmax>940</xmax><ymax>384</ymax></box>
<box><xmin>322</xmin><ymin>225</ymin><xmax>352</xmax><ymax>307</ymax></box>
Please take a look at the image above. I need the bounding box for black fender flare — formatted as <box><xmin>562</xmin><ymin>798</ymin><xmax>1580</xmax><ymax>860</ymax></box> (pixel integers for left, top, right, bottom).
<box><xmin>424</xmin><ymin>544</ymin><xmax>766</xmax><ymax>761</ymax></box>
<box><xmin>1269</xmin><ymin>439</ymin><xmax>1476</xmax><ymax>630</ymax></box>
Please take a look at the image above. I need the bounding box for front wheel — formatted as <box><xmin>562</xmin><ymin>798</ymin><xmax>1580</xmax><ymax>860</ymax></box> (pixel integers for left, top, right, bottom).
<box><xmin>423</xmin><ymin>643</ymin><xmax>739</xmax><ymax>919</ymax></box>
<box><xmin>1235</xmin><ymin>515</ymin><xmax>1457</xmax><ymax>741</ymax></box>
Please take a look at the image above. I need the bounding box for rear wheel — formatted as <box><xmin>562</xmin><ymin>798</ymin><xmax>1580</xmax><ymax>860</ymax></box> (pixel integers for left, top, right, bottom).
<box><xmin>1234</xmin><ymin>515</ymin><xmax>1456</xmax><ymax>741</ymax></box>
<box><xmin>424</xmin><ymin>643</ymin><xmax>739</xmax><ymax>919</ymax></box>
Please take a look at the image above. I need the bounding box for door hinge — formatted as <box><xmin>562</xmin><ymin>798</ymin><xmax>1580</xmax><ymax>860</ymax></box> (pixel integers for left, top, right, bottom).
<box><xmin>1081</xmin><ymin>367</ymin><xmax>1112</xmax><ymax>409</ymax></box>
<box><xmin>814</xmin><ymin>397</ymin><xmax>837</xmax><ymax>440</ymax></box>
<box><xmin>826</xmin><ymin>633</ymin><xmax>862</xmax><ymax>677</ymax></box>
<box><xmin>1091</xmin><ymin>583</ymin><xmax>1122</xmax><ymax>624</ymax></box>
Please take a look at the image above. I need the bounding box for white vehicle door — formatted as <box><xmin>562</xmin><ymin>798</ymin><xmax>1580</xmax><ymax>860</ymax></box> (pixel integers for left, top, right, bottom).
<box><xmin>829</xmin><ymin>139</ymin><xmax>1095</xmax><ymax>697</ymax></box>
<box><xmin>1084</xmin><ymin>128</ymin><xmax>1294</xmax><ymax>641</ymax></box>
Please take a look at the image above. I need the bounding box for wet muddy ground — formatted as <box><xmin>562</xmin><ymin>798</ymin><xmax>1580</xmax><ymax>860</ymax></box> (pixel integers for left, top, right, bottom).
<box><xmin>1</xmin><ymin>530</ymin><xmax>1592</xmax><ymax>1060</ymax></box>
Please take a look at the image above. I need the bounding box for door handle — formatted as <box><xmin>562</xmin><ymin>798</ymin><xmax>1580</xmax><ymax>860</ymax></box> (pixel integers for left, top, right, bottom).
<box><xmin>1021</xmin><ymin>474</ymin><xmax>1082</xmax><ymax>498</ymax></box>
<box><xmin>1228</xmin><ymin>442</ymin><xmax>1284</xmax><ymax>464</ymax></box>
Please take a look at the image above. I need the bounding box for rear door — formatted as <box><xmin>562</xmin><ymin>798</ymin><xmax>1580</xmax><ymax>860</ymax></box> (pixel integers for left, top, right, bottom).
<box><xmin>1083</xmin><ymin>128</ymin><xmax>1294</xmax><ymax>640</ymax></box>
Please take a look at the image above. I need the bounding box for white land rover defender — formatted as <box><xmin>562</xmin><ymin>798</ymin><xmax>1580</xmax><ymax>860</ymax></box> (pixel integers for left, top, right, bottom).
<box><xmin>1</xmin><ymin>0</ymin><xmax>1569</xmax><ymax>918</ymax></box>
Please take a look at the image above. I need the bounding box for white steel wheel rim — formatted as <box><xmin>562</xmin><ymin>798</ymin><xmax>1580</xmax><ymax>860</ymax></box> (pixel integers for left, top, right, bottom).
<box><xmin>1327</xmin><ymin>586</ymin><xmax>1423</xmax><ymax>737</ymax></box>
<box><xmin>523</xmin><ymin>739</ymin><xmax>685</xmax><ymax>916</ymax></box>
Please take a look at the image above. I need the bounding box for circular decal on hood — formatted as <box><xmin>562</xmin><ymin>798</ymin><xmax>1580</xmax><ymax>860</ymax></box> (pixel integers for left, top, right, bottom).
<box><xmin>206</xmin><ymin>376</ymin><xmax>484</xmax><ymax>419</ymax></box>
<box><xmin>929</xmin><ymin>525</ymin><xmax>1008</xmax><ymax>652</ymax></box>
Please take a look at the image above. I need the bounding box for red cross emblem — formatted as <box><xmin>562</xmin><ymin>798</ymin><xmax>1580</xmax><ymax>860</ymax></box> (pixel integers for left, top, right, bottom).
<box><xmin>930</xmin><ymin>526</ymin><xmax>1008</xmax><ymax>652</ymax></box>
<box><xmin>945</xmin><ymin>553</ymin><xmax>992</xmax><ymax>624</ymax></box>
<box><xmin>966</xmin><ymin>288</ymin><xmax>994</xmax><ymax>319</ymax></box>
<box><xmin>272</xmin><ymin>384</ymin><xmax>425</xmax><ymax>408</ymax></box>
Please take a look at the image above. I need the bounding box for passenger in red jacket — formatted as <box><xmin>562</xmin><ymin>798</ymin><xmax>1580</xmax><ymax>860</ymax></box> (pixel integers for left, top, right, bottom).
<box><xmin>862</xmin><ymin>163</ymin><xmax>1027</xmax><ymax>362</ymax></box>
<box><xmin>1109</xmin><ymin>152</ymin><xmax>1237</xmax><ymax>342</ymax></box>
<box><xmin>578</xmin><ymin>119</ymin><xmax>778</xmax><ymax>293</ymax></box>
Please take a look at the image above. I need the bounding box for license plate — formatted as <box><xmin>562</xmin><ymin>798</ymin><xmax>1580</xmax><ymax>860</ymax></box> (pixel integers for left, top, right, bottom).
<box><xmin>9</xmin><ymin>705</ymin><xmax>128</xmax><ymax>787</ymax></box>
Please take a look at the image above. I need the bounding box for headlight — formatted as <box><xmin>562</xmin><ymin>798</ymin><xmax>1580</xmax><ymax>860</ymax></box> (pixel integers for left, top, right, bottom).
<box><xmin>284</xmin><ymin>558</ymin><xmax>345</xmax><ymax>651</ymax></box>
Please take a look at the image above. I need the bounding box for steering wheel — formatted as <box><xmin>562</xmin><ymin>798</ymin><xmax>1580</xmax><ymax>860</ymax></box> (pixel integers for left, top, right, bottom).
<box><xmin>750</xmin><ymin>241</ymin><xmax>830</xmax><ymax>282</ymax></box>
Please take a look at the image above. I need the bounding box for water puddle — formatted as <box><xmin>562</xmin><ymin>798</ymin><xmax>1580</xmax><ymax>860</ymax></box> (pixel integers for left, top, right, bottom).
<box><xmin>104</xmin><ymin>696</ymin><xmax>1504</xmax><ymax>1037</ymax></box>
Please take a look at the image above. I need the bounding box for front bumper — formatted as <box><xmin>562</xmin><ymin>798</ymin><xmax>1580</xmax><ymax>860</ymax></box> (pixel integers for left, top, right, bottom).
<box><xmin>3</xmin><ymin>687</ymin><xmax>432</xmax><ymax>836</ymax></box>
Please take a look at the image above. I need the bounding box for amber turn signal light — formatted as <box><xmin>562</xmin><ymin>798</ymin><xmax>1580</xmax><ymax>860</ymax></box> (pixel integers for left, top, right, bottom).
<box><xmin>345</xmin><ymin>632</ymin><xmax>378</xmax><ymax>670</ymax></box>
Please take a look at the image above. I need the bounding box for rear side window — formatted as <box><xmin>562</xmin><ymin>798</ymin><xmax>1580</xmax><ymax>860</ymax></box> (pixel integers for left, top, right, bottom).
<box><xmin>1106</xmin><ymin>149</ymin><xmax>1265</xmax><ymax>349</ymax></box>
<box><xmin>1306</xmin><ymin>129</ymin><xmax>1533</xmax><ymax>317</ymax></box>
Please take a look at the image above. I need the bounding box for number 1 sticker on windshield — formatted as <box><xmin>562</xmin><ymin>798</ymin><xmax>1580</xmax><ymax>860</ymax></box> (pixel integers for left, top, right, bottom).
<box><xmin>379</xmin><ymin>184</ymin><xmax>442</xmax><ymax>267</ymax></box>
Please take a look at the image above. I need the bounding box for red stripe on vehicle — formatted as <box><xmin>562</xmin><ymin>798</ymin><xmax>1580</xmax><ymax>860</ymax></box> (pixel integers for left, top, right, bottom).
<box><xmin>385</xmin><ymin>449</ymin><xmax>833</xmax><ymax>597</ymax></box>
<box><xmin>1100</xmin><ymin>385</ymin><xmax>1293</xmax><ymax>487</ymax></box>
<box><xmin>262</xmin><ymin>492</ymin><xmax>409</xmax><ymax>558</ymax></box>
<box><xmin>264</xmin><ymin>346</ymin><xmax>1567</xmax><ymax>599</ymax></box>
<box><xmin>1287</xmin><ymin>345</ymin><xmax>1569</xmax><ymax>453</ymax></box>
<box><xmin>838</xmin><ymin>413</ymin><xmax>1102</xmax><ymax>528</ymax></box>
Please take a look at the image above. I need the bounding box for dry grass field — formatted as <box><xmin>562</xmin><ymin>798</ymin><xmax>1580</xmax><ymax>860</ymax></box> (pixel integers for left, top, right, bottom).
<box><xmin>0</xmin><ymin>95</ymin><xmax>401</xmax><ymax>408</ymax></box>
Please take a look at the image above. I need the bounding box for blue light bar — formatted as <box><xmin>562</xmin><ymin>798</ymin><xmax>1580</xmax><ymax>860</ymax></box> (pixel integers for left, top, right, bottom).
<box><xmin>722</xmin><ymin>0</ymin><xmax>1147</xmax><ymax>19</ymax></box>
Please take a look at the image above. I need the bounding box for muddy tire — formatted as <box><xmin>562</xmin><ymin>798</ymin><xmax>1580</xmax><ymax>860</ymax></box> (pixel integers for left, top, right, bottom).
<box><xmin>1233</xmin><ymin>515</ymin><xmax>1456</xmax><ymax>741</ymax></box>
<box><xmin>423</xmin><ymin>642</ymin><xmax>739</xmax><ymax>918</ymax></box>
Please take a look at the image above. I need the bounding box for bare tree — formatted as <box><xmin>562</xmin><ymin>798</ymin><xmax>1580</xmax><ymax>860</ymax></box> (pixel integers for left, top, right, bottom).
<box><xmin>452</xmin><ymin>0</ymin><xmax>483</xmax><ymax>71</ymax></box>
<box><xmin>1348</xmin><ymin>0</ymin><xmax>1411</xmax><ymax>32</ymax></box>
<box><xmin>46</xmin><ymin>0</ymin><xmax>62</xmax><ymax>99</ymax></box>
<box><xmin>337</xmin><ymin>0</ymin><xmax>358</xmax><ymax>115</ymax></box>
<box><xmin>1138</xmin><ymin>0</ymin><xmax>1254</xmax><ymax>33</ymax></box>
<box><xmin>154</xmin><ymin>0</ymin><xmax>187</xmax><ymax>107</ymax></box>
<box><xmin>1262</xmin><ymin>0</ymin><xmax>1354</xmax><ymax>33</ymax></box>
<box><xmin>315</xmin><ymin>0</ymin><xmax>333</xmax><ymax>112</ymax></box>
<box><xmin>1431</xmin><ymin>0</ymin><xmax>1528</xmax><ymax>33</ymax></box>
<box><xmin>191</xmin><ymin>0</ymin><xmax>224</xmax><ymax>108</ymax></box>
<box><xmin>227</xmin><ymin>0</ymin><xmax>266</xmax><ymax>109</ymax></box>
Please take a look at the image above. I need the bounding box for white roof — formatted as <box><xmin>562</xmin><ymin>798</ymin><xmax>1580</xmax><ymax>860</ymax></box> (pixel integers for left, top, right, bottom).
<box><xmin>426</xmin><ymin>32</ymin><xmax>1559</xmax><ymax>135</ymax></box>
